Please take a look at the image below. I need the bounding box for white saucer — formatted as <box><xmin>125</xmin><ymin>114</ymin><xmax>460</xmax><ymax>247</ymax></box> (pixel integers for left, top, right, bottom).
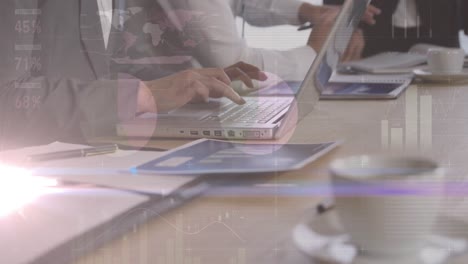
<box><xmin>292</xmin><ymin>209</ymin><xmax>467</xmax><ymax>264</ymax></box>
<box><xmin>413</xmin><ymin>69</ymin><xmax>468</xmax><ymax>83</ymax></box>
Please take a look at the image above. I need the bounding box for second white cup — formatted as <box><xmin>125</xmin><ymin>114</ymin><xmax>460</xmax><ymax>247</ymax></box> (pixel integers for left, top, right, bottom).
<box><xmin>427</xmin><ymin>48</ymin><xmax>465</xmax><ymax>74</ymax></box>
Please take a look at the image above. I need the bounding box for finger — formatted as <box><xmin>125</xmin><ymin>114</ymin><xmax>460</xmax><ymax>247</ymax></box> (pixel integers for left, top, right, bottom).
<box><xmin>367</xmin><ymin>5</ymin><xmax>382</xmax><ymax>15</ymax></box>
<box><xmin>197</xmin><ymin>68</ymin><xmax>231</xmax><ymax>85</ymax></box>
<box><xmin>225</xmin><ymin>67</ymin><xmax>254</xmax><ymax>88</ymax></box>
<box><xmin>226</xmin><ymin>61</ymin><xmax>259</xmax><ymax>73</ymax></box>
<box><xmin>362</xmin><ymin>13</ymin><xmax>376</xmax><ymax>25</ymax></box>
<box><xmin>362</xmin><ymin>5</ymin><xmax>381</xmax><ymax>25</ymax></box>
<box><xmin>226</xmin><ymin>62</ymin><xmax>268</xmax><ymax>81</ymax></box>
<box><xmin>179</xmin><ymin>70</ymin><xmax>209</xmax><ymax>106</ymax></box>
<box><xmin>201</xmin><ymin>76</ymin><xmax>246</xmax><ymax>105</ymax></box>
<box><xmin>192</xmin><ymin>80</ymin><xmax>210</xmax><ymax>103</ymax></box>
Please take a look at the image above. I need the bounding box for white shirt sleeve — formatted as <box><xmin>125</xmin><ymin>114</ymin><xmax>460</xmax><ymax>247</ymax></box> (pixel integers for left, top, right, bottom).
<box><xmin>229</xmin><ymin>0</ymin><xmax>304</xmax><ymax>26</ymax></box>
<box><xmin>181</xmin><ymin>0</ymin><xmax>316</xmax><ymax>81</ymax></box>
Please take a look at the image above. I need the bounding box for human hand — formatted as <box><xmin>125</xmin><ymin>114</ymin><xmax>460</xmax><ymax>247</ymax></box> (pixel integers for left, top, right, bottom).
<box><xmin>137</xmin><ymin>63</ymin><xmax>267</xmax><ymax>113</ymax></box>
<box><xmin>305</xmin><ymin>4</ymin><xmax>377</xmax><ymax>54</ymax></box>
<box><xmin>341</xmin><ymin>29</ymin><xmax>365</xmax><ymax>62</ymax></box>
<box><xmin>362</xmin><ymin>5</ymin><xmax>381</xmax><ymax>25</ymax></box>
<box><xmin>224</xmin><ymin>62</ymin><xmax>268</xmax><ymax>88</ymax></box>
<box><xmin>137</xmin><ymin>68</ymin><xmax>244</xmax><ymax>113</ymax></box>
<box><xmin>307</xmin><ymin>8</ymin><xmax>339</xmax><ymax>52</ymax></box>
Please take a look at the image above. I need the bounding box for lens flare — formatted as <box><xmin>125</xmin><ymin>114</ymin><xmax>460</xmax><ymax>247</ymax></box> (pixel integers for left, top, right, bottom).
<box><xmin>0</xmin><ymin>164</ymin><xmax>57</xmax><ymax>217</ymax></box>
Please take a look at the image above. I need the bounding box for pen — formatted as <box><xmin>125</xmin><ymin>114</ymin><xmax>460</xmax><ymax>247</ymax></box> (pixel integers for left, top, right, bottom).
<box><xmin>28</xmin><ymin>144</ymin><xmax>118</xmax><ymax>162</ymax></box>
<box><xmin>298</xmin><ymin>23</ymin><xmax>314</xmax><ymax>31</ymax></box>
<box><xmin>116</xmin><ymin>144</ymin><xmax>167</xmax><ymax>152</ymax></box>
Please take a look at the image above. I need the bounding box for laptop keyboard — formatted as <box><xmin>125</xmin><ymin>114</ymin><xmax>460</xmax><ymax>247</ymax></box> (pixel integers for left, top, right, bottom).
<box><xmin>202</xmin><ymin>98</ymin><xmax>292</xmax><ymax>124</ymax></box>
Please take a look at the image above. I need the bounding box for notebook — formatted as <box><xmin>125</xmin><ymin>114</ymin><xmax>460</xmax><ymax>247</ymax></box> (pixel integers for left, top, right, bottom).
<box><xmin>339</xmin><ymin>44</ymin><xmax>444</xmax><ymax>74</ymax></box>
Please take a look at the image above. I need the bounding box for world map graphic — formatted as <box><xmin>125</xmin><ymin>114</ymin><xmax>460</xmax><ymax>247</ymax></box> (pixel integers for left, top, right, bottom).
<box><xmin>99</xmin><ymin>6</ymin><xmax>206</xmax><ymax>65</ymax></box>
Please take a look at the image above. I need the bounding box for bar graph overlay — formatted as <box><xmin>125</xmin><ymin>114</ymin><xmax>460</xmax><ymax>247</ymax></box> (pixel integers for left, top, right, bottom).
<box><xmin>381</xmin><ymin>86</ymin><xmax>432</xmax><ymax>151</ymax></box>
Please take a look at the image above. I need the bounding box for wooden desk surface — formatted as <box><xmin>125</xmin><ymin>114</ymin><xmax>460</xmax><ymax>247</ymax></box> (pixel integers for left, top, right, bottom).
<box><xmin>77</xmin><ymin>84</ymin><xmax>468</xmax><ymax>264</ymax></box>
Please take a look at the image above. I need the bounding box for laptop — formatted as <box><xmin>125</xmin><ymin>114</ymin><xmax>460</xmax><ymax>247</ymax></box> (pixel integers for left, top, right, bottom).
<box><xmin>117</xmin><ymin>0</ymin><xmax>381</xmax><ymax>140</ymax></box>
<box><xmin>313</xmin><ymin>0</ymin><xmax>412</xmax><ymax>99</ymax></box>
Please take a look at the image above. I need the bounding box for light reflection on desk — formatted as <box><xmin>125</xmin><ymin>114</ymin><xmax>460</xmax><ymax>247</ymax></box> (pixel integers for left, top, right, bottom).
<box><xmin>0</xmin><ymin>164</ymin><xmax>57</xmax><ymax>217</ymax></box>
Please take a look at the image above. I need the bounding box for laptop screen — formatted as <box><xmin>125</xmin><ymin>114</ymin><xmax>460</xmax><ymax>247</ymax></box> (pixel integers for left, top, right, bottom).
<box><xmin>314</xmin><ymin>0</ymin><xmax>369</xmax><ymax>89</ymax></box>
<box><xmin>293</xmin><ymin>0</ymin><xmax>369</xmax><ymax>120</ymax></box>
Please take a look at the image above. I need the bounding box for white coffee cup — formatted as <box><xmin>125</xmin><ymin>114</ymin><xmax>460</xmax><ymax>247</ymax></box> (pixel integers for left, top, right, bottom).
<box><xmin>330</xmin><ymin>155</ymin><xmax>444</xmax><ymax>257</ymax></box>
<box><xmin>427</xmin><ymin>48</ymin><xmax>465</xmax><ymax>74</ymax></box>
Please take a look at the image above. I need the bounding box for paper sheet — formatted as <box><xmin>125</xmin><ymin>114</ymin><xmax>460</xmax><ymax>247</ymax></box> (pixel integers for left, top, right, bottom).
<box><xmin>330</xmin><ymin>71</ymin><xmax>414</xmax><ymax>83</ymax></box>
<box><xmin>0</xmin><ymin>142</ymin><xmax>198</xmax><ymax>195</ymax></box>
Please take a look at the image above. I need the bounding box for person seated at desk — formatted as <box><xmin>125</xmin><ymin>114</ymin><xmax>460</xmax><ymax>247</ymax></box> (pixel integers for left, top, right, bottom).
<box><xmin>153</xmin><ymin>0</ymin><xmax>381</xmax><ymax>80</ymax></box>
<box><xmin>0</xmin><ymin>0</ymin><xmax>265</xmax><ymax>150</ymax></box>
<box><xmin>325</xmin><ymin>0</ymin><xmax>468</xmax><ymax>57</ymax></box>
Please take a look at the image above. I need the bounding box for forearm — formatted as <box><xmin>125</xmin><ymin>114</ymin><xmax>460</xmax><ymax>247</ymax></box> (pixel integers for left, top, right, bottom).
<box><xmin>298</xmin><ymin>2</ymin><xmax>327</xmax><ymax>25</ymax></box>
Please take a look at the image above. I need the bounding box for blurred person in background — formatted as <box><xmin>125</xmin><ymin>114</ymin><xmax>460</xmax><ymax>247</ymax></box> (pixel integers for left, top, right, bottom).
<box><xmin>325</xmin><ymin>0</ymin><xmax>468</xmax><ymax>57</ymax></box>
<box><xmin>149</xmin><ymin>0</ymin><xmax>381</xmax><ymax>80</ymax></box>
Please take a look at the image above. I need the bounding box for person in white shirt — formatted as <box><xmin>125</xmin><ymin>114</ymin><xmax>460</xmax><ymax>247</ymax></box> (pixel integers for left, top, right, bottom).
<box><xmin>156</xmin><ymin>0</ymin><xmax>380</xmax><ymax>81</ymax></box>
